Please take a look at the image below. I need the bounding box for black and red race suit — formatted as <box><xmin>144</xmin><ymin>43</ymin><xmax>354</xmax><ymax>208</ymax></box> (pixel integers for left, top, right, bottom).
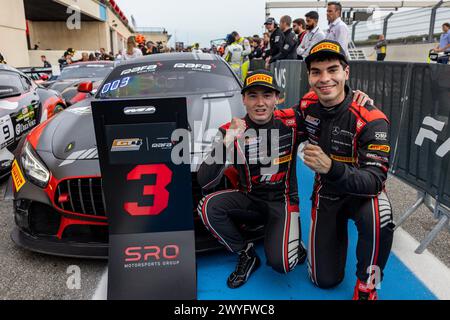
<box><xmin>296</xmin><ymin>86</ymin><xmax>395</xmax><ymax>288</ymax></box>
<box><xmin>197</xmin><ymin>110</ymin><xmax>303</xmax><ymax>274</ymax></box>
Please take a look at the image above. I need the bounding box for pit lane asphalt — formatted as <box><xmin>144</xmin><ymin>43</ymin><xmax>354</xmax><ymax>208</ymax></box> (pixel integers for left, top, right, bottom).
<box><xmin>0</xmin><ymin>179</ymin><xmax>107</xmax><ymax>300</ymax></box>
<box><xmin>0</xmin><ymin>175</ymin><xmax>449</xmax><ymax>300</ymax></box>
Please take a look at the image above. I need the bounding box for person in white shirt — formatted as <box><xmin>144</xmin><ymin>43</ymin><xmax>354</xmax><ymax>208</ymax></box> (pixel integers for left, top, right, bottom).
<box><xmin>122</xmin><ymin>36</ymin><xmax>143</xmax><ymax>61</ymax></box>
<box><xmin>325</xmin><ymin>2</ymin><xmax>350</xmax><ymax>57</ymax></box>
<box><xmin>297</xmin><ymin>11</ymin><xmax>325</xmax><ymax>60</ymax></box>
<box><xmin>192</xmin><ymin>43</ymin><xmax>203</xmax><ymax>54</ymax></box>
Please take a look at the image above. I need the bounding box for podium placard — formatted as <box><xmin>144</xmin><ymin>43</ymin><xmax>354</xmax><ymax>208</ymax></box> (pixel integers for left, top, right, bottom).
<box><xmin>91</xmin><ymin>97</ymin><xmax>196</xmax><ymax>300</ymax></box>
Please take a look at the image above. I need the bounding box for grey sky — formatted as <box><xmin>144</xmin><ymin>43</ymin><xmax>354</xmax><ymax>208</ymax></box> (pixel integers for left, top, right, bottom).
<box><xmin>115</xmin><ymin>0</ymin><xmax>330</xmax><ymax>47</ymax></box>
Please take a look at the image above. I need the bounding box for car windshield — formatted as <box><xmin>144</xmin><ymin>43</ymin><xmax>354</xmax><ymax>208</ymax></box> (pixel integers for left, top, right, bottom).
<box><xmin>0</xmin><ymin>73</ymin><xmax>23</xmax><ymax>98</ymax></box>
<box><xmin>97</xmin><ymin>60</ymin><xmax>240</xmax><ymax>99</ymax></box>
<box><xmin>59</xmin><ymin>64</ymin><xmax>113</xmax><ymax>80</ymax></box>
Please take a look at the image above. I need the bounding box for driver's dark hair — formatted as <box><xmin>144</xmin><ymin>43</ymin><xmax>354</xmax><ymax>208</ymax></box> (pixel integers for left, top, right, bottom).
<box><xmin>443</xmin><ymin>23</ymin><xmax>450</xmax><ymax>28</ymax></box>
<box><xmin>306</xmin><ymin>56</ymin><xmax>348</xmax><ymax>72</ymax></box>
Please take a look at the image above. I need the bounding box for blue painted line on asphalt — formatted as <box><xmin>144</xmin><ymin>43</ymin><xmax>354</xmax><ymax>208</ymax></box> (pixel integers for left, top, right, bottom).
<box><xmin>196</xmin><ymin>158</ymin><xmax>437</xmax><ymax>300</ymax></box>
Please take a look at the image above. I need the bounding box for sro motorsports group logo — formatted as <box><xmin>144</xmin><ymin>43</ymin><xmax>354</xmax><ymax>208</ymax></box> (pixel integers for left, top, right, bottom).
<box><xmin>124</xmin><ymin>245</ymin><xmax>180</xmax><ymax>269</ymax></box>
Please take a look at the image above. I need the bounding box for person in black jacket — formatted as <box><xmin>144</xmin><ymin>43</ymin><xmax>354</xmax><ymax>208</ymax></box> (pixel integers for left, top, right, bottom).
<box><xmin>269</xmin><ymin>15</ymin><xmax>298</xmax><ymax>63</ymax></box>
<box><xmin>296</xmin><ymin>40</ymin><xmax>394</xmax><ymax>300</ymax></box>
<box><xmin>264</xmin><ymin>17</ymin><xmax>285</xmax><ymax>68</ymax></box>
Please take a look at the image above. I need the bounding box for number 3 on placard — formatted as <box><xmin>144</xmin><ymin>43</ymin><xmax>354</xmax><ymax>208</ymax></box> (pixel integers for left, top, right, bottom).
<box><xmin>123</xmin><ymin>164</ymin><xmax>173</xmax><ymax>216</ymax></box>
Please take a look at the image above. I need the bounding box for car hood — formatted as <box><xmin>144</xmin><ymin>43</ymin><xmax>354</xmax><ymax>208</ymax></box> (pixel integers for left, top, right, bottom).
<box><xmin>38</xmin><ymin>91</ymin><xmax>244</xmax><ymax>170</ymax></box>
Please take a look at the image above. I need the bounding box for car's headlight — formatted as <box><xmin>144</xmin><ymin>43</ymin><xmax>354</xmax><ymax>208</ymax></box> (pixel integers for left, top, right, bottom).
<box><xmin>20</xmin><ymin>142</ymin><xmax>50</xmax><ymax>188</ymax></box>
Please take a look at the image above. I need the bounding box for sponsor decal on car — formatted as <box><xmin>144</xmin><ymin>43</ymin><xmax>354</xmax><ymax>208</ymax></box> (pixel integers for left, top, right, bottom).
<box><xmin>0</xmin><ymin>115</ymin><xmax>14</xmax><ymax>148</ymax></box>
<box><xmin>59</xmin><ymin>148</ymin><xmax>98</xmax><ymax>167</ymax></box>
<box><xmin>173</xmin><ymin>63</ymin><xmax>213</xmax><ymax>71</ymax></box>
<box><xmin>15</xmin><ymin>119</ymin><xmax>37</xmax><ymax>135</ymax></box>
<box><xmin>368</xmin><ymin>144</ymin><xmax>390</xmax><ymax>153</ymax></box>
<box><xmin>16</xmin><ymin>105</ymin><xmax>35</xmax><ymax>122</ymax></box>
<box><xmin>11</xmin><ymin>159</ymin><xmax>25</xmax><ymax>192</ymax></box>
<box><xmin>111</xmin><ymin>138</ymin><xmax>143</xmax><ymax>152</ymax></box>
<box><xmin>120</xmin><ymin>64</ymin><xmax>158</xmax><ymax>76</ymax></box>
<box><xmin>100</xmin><ymin>77</ymin><xmax>131</xmax><ymax>95</ymax></box>
<box><xmin>123</xmin><ymin>106</ymin><xmax>156</xmax><ymax>115</ymax></box>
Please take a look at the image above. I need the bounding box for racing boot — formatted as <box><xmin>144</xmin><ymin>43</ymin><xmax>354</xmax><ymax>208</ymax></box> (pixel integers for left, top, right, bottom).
<box><xmin>298</xmin><ymin>241</ymin><xmax>307</xmax><ymax>265</ymax></box>
<box><xmin>352</xmin><ymin>279</ymin><xmax>378</xmax><ymax>300</ymax></box>
<box><xmin>227</xmin><ymin>243</ymin><xmax>260</xmax><ymax>289</ymax></box>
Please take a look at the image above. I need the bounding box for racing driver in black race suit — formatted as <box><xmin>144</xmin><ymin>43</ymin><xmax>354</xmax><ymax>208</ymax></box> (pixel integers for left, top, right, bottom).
<box><xmin>298</xmin><ymin>40</ymin><xmax>395</xmax><ymax>300</ymax></box>
<box><xmin>197</xmin><ymin>69</ymin><xmax>374</xmax><ymax>290</ymax></box>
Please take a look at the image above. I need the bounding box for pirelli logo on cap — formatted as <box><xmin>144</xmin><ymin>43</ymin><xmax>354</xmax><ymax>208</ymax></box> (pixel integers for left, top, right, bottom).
<box><xmin>310</xmin><ymin>42</ymin><xmax>340</xmax><ymax>54</ymax></box>
<box><xmin>246</xmin><ymin>74</ymin><xmax>273</xmax><ymax>86</ymax></box>
<box><xmin>368</xmin><ymin>144</ymin><xmax>391</xmax><ymax>153</ymax></box>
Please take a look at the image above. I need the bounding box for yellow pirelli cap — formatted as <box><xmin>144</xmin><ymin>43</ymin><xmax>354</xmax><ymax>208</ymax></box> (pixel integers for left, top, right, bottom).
<box><xmin>242</xmin><ymin>69</ymin><xmax>280</xmax><ymax>94</ymax></box>
<box><xmin>305</xmin><ymin>39</ymin><xmax>348</xmax><ymax>65</ymax></box>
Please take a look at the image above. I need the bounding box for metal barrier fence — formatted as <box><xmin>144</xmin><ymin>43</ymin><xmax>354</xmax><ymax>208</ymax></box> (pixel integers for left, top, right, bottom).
<box><xmin>352</xmin><ymin>4</ymin><xmax>450</xmax><ymax>44</ymax></box>
<box><xmin>271</xmin><ymin>59</ymin><xmax>450</xmax><ymax>253</ymax></box>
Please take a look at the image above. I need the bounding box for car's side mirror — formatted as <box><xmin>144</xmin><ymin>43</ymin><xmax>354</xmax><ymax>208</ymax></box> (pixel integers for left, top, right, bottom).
<box><xmin>77</xmin><ymin>81</ymin><xmax>93</xmax><ymax>93</ymax></box>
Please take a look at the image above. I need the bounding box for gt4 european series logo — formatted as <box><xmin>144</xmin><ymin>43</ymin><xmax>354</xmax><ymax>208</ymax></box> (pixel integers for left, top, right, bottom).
<box><xmin>111</xmin><ymin>138</ymin><xmax>143</xmax><ymax>152</ymax></box>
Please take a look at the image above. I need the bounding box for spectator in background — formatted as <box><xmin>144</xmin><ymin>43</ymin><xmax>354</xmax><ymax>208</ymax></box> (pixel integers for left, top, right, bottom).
<box><xmin>374</xmin><ymin>34</ymin><xmax>387</xmax><ymax>61</ymax></box>
<box><xmin>249</xmin><ymin>37</ymin><xmax>263</xmax><ymax>59</ymax></box>
<box><xmin>223</xmin><ymin>33</ymin><xmax>245</xmax><ymax>80</ymax></box>
<box><xmin>297</xmin><ymin>11</ymin><xmax>325</xmax><ymax>60</ymax></box>
<box><xmin>41</xmin><ymin>55</ymin><xmax>52</xmax><ymax>68</ymax></box>
<box><xmin>122</xmin><ymin>36</ymin><xmax>143</xmax><ymax>61</ymax></box>
<box><xmin>80</xmin><ymin>52</ymin><xmax>90</xmax><ymax>62</ymax></box>
<box><xmin>143</xmin><ymin>41</ymin><xmax>158</xmax><ymax>55</ymax></box>
<box><xmin>99</xmin><ymin>48</ymin><xmax>114</xmax><ymax>61</ymax></box>
<box><xmin>89</xmin><ymin>53</ymin><xmax>97</xmax><ymax>61</ymax></box>
<box><xmin>325</xmin><ymin>2</ymin><xmax>350</xmax><ymax>57</ymax></box>
<box><xmin>269</xmin><ymin>15</ymin><xmax>298</xmax><ymax>62</ymax></box>
<box><xmin>231</xmin><ymin>31</ymin><xmax>252</xmax><ymax>79</ymax></box>
<box><xmin>0</xmin><ymin>53</ymin><xmax>7</xmax><ymax>64</ymax></box>
<box><xmin>433</xmin><ymin>22</ymin><xmax>450</xmax><ymax>64</ymax></box>
<box><xmin>264</xmin><ymin>17</ymin><xmax>285</xmax><ymax>68</ymax></box>
<box><xmin>58</xmin><ymin>51</ymin><xmax>72</xmax><ymax>68</ymax></box>
<box><xmin>262</xmin><ymin>32</ymin><xmax>271</xmax><ymax>60</ymax></box>
<box><xmin>192</xmin><ymin>43</ymin><xmax>203</xmax><ymax>54</ymax></box>
<box><xmin>293</xmin><ymin>18</ymin><xmax>307</xmax><ymax>44</ymax></box>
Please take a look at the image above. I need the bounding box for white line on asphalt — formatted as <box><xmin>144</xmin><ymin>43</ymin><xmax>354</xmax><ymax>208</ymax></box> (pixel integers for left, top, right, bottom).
<box><xmin>91</xmin><ymin>268</ymin><xmax>108</xmax><ymax>300</ymax></box>
<box><xmin>392</xmin><ymin>227</ymin><xmax>450</xmax><ymax>300</ymax></box>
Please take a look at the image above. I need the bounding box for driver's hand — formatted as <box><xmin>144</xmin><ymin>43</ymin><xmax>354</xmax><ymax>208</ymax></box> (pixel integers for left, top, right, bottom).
<box><xmin>224</xmin><ymin>117</ymin><xmax>246</xmax><ymax>148</ymax></box>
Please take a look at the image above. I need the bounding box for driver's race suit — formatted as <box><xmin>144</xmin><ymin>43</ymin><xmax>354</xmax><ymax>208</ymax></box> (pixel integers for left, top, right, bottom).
<box><xmin>197</xmin><ymin>110</ymin><xmax>305</xmax><ymax>274</ymax></box>
<box><xmin>296</xmin><ymin>86</ymin><xmax>395</xmax><ymax>288</ymax></box>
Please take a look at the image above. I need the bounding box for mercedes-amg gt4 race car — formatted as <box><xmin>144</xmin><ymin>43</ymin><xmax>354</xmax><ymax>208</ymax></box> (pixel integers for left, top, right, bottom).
<box><xmin>11</xmin><ymin>53</ymin><xmax>264</xmax><ymax>258</ymax></box>
<box><xmin>0</xmin><ymin>65</ymin><xmax>66</xmax><ymax>178</ymax></box>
